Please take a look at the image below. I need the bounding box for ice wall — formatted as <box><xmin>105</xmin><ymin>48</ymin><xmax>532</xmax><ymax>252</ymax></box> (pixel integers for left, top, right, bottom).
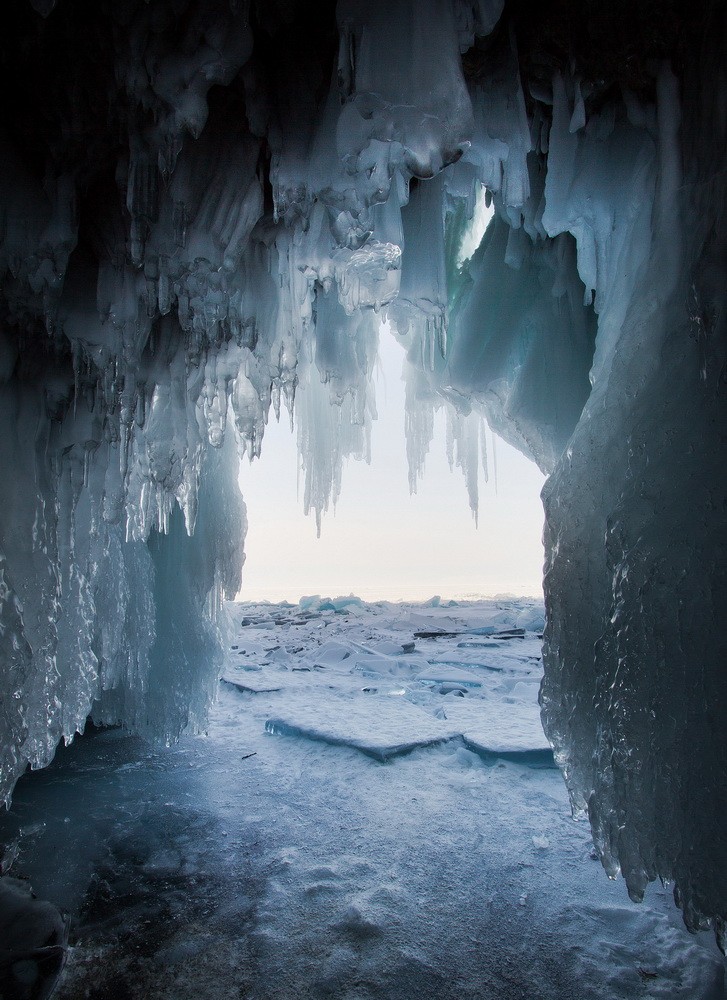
<box><xmin>0</xmin><ymin>0</ymin><xmax>725</xmax><ymax>946</ymax></box>
<box><xmin>540</xmin><ymin>22</ymin><xmax>727</xmax><ymax>944</ymax></box>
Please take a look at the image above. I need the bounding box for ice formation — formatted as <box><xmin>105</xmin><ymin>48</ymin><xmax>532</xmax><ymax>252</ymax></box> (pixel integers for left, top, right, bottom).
<box><xmin>0</xmin><ymin>0</ymin><xmax>725</xmax><ymax>946</ymax></box>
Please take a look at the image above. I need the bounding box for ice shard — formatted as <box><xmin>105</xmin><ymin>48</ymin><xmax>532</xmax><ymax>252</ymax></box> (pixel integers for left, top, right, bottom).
<box><xmin>0</xmin><ymin>0</ymin><xmax>725</xmax><ymax>946</ymax></box>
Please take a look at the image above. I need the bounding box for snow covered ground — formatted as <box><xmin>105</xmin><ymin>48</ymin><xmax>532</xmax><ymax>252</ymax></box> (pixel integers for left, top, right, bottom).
<box><xmin>1</xmin><ymin>598</ymin><xmax>724</xmax><ymax>999</ymax></box>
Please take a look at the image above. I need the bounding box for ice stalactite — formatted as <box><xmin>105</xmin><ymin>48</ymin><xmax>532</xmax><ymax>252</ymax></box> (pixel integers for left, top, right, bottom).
<box><xmin>0</xmin><ymin>0</ymin><xmax>725</xmax><ymax>947</ymax></box>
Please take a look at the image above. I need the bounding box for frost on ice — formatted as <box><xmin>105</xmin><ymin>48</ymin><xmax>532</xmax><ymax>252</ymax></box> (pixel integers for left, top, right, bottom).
<box><xmin>0</xmin><ymin>0</ymin><xmax>725</xmax><ymax>945</ymax></box>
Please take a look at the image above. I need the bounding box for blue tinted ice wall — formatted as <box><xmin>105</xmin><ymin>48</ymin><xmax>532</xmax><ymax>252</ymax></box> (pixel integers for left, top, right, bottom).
<box><xmin>0</xmin><ymin>0</ymin><xmax>725</xmax><ymax>945</ymax></box>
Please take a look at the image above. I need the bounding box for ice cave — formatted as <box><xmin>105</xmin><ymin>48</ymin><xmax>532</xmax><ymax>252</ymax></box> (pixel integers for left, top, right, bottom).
<box><xmin>0</xmin><ymin>0</ymin><xmax>726</xmax><ymax>996</ymax></box>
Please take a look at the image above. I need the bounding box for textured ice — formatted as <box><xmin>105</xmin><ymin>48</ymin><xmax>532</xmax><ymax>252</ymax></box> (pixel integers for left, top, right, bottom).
<box><xmin>0</xmin><ymin>0</ymin><xmax>725</xmax><ymax>946</ymax></box>
<box><xmin>265</xmin><ymin>702</ymin><xmax>459</xmax><ymax>762</ymax></box>
<box><xmin>306</xmin><ymin>640</ymin><xmax>355</xmax><ymax>666</ymax></box>
<box><xmin>446</xmin><ymin>700</ymin><xmax>553</xmax><ymax>757</ymax></box>
<box><xmin>416</xmin><ymin>666</ymin><xmax>483</xmax><ymax>688</ymax></box>
<box><xmin>221</xmin><ymin>677</ymin><xmax>283</xmax><ymax>695</ymax></box>
<box><xmin>229</xmin><ymin>597</ymin><xmax>547</xmax><ymax>767</ymax></box>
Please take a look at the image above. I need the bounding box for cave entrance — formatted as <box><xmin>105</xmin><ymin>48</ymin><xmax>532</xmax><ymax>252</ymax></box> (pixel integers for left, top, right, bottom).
<box><xmin>237</xmin><ymin>191</ymin><xmax>545</xmax><ymax>606</ymax></box>
<box><xmin>239</xmin><ymin>325</ymin><xmax>546</xmax><ymax>604</ymax></box>
<box><xmin>4</xmin><ymin>329</ymin><xmax>723</xmax><ymax>1000</ymax></box>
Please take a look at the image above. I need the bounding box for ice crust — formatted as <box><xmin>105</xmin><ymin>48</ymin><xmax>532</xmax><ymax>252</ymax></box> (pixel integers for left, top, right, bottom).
<box><xmin>0</xmin><ymin>0</ymin><xmax>725</xmax><ymax>944</ymax></box>
<box><xmin>228</xmin><ymin>596</ymin><xmax>552</xmax><ymax>763</ymax></box>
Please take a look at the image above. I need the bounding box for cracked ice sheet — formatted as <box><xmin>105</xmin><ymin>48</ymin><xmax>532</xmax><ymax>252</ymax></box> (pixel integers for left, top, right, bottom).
<box><xmin>446</xmin><ymin>699</ymin><xmax>552</xmax><ymax>757</ymax></box>
<box><xmin>224</xmin><ymin>596</ymin><xmax>549</xmax><ymax>761</ymax></box>
<box><xmin>265</xmin><ymin>697</ymin><xmax>460</xmax><ymax>761</ymax></box>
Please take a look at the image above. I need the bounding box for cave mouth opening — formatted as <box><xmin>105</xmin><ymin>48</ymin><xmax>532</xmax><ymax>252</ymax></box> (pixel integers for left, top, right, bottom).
<box><xmin>0</xmin><ymin>379</ymin><xmax>721</xmax><ymax>999</ymax></box>
<box><xmin>238</xmin><ymin>318</ymin><xmax>547</xmax><ymax>606</ymax></box>
<box><xmin>1</xmin><ymin>356</ymin><xmax>720</xmax><ymax>998</ymax></box>
<box><xmin>1</xmin><ymin>0</ymin><xmax>727</xmax><ymax>995</ymax></box>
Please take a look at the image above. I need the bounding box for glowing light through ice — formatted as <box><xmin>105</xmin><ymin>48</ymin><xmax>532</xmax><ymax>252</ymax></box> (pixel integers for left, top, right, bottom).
<box><xmin>457</xmin><ymin>183</ymin><xmax>495</xmax><ymax>265</ymax></box>
<box><xmin>238</xmin><ymin>330</ymin><xmax>545</xmax><ymax>602</ymax></box>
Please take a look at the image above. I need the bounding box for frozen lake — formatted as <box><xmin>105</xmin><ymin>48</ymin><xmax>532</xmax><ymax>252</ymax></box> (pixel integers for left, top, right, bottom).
<box><xmin>1</xmin><ymin>598</ymin><xmax>723</xmax><ymax>999</ymax></box>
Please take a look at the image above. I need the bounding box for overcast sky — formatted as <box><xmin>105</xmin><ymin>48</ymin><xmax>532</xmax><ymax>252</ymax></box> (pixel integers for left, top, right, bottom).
<box><xmin>237</xmin><ymin>329</ymin><xmax>546</xmax><ymax>603</ymax></box>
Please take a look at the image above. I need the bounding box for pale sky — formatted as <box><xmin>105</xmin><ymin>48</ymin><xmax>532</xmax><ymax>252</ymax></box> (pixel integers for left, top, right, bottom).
<box><xmin>237</xmin><ymin>329</ymin><xmax>546</xmax><ymax>603</ymax></box>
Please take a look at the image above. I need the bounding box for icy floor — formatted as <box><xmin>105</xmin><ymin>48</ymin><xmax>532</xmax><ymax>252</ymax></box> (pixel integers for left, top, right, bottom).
<box><xmin>1</xmin><ymin>597</ymin><xmax>724</xmax><ymax>999</ymax></box>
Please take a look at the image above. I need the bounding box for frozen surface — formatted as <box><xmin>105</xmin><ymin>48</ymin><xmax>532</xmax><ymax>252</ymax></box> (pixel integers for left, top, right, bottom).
<box><xmin>226</xmin><ymin>597</ymin><xmax>547</xmax><ymax>762</ymax></box>
<box><xmin>0</xmin><ymin>599</ymin><xmax>723</xmax><ymax>1000</ymax></box>
<box><xmin>0</xmin><ymin>876</ymin><xmax>68</xmax><ymax>999</ymax></box>
<box><xmin>265</xmin><ymin>706</ymin><xmax>458</xmax><ymax>762</ymax></box>
<box><xmin>0</xmin><ymin>0</ymin><xmax>725</xmax><ymax>945</ymax></box>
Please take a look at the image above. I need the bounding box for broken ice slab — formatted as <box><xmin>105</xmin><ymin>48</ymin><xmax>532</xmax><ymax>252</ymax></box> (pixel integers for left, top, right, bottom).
<box><xmin>459</xmin><ymin>629</ymin><xmax>527</xmax><ymax>642</ymax></box>
<box><xmin>260</xmin><ymin>648</ymin><xmax>300</xmax><ymax>670</ymax></box>
<box><xmin>221</xmin><ymin>676</ymin><xmax>283</xmax><ymax>695</ymax></box>
<box><xmin>264</xmin><ymin>720</ymin><xmax>456</xmax><ymax>762</ymax></box>
<box><xmin>491</xmin><ymin>629</ymin><xmax>526</xmax><ymax>639</ymax></box>
<box><xmin>306</xmin><ymin>641</ymin><xmax>354</xmax><ymax>667</ymax></box>
<box><xmin>430</xmin><ymin>657</ymin><xmax>504</xmax><ymax>674</ymax></box>
<box><xmin>406</xmin><ymin>613</ymin><xmax>461</xmax><ymax>628</ymax></box>
<box><xmin>330</xmin><ymin>596</ymin><xmax>365</xmax><ymax>612</ymax></box>
<box><xmin>350</xmin><ymin>654</ymin><xmax>421</xmax><ymax>678</ymax></box>
<box><xmin>515</xmin><ymin>607</ymin><xmax>546</xmax><ymax>633</ymax></box>
<box><xmin>506</xmin><ymin>680</ymin><xmax>542</xmax><ymax>700</ymax></box>
<box><xmin>462</xmin><ymin>740</ymin><xmax>555</xmax><ymax>768</ymax></box>
<box><xmin>369</xmin><ymin>640</ymin><xmax>409</xmax><ymax>656</ymax></box>
<box><xmin>297</xmin><ymin>595</ymin><xmax>364</xmax><ymax>615</ymax></box>
<box><xmin>264</xmin><ymin>699</ymin><xmax>459</xmax><ymax>762</ymax></box>
<box><xmin>416</xmin><ymin>666</ymin><xmax>483</xmax><ymax>688</ymax></box>
<box><xmin>231</xmin><ymin>639</ymin><xmax>269</xmax><ymax>657</ymax></box>
<box><xmin>406</xmin><ymin>613</ymin><xmax>463</xmax><ymax>635</ymax></box>
<box><xmin>442</xmin><ymin>700</ymin><xmax>554</xmax><ymax>765</ymax></box>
